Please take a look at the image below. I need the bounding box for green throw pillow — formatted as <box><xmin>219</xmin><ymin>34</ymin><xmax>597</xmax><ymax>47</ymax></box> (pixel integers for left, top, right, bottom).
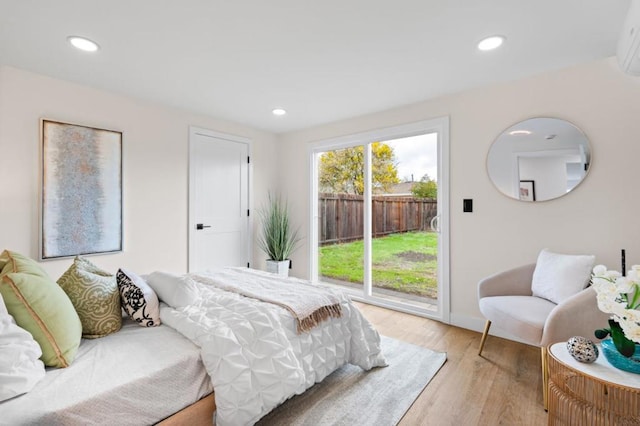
<box><xmin>0</xmin><ymin>250</ymin><xmax>82</xmax><ymax>368</ymax></box>
<box><xmin>57</xmin><ymin>256</ymin><xmax>122</xmax><ymax>338</ymax></box>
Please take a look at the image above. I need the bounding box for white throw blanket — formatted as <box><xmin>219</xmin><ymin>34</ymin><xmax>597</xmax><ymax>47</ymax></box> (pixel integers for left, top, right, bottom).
<box><xmin>157</xmin><ymin>269</ymin><xmax>387</xmax><ymax>426</ymax></box>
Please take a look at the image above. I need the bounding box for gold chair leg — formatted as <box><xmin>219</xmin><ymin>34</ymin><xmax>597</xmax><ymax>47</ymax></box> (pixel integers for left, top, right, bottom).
<box><xmin>541</xmin><ymin>346</ymin><xmax>548</xmax><ymax>411</ymax></box>
<box><xmin>478</xmin><ymin>320</ymin><xmax>491</xmax><ymax>355</ymax></box>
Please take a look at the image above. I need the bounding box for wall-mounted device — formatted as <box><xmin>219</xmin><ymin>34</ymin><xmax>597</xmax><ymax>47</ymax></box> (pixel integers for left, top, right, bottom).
<box><xmin>618</xmin><ymin>0</ymin><xmax>640</xmax><ymax>75</ymax></box>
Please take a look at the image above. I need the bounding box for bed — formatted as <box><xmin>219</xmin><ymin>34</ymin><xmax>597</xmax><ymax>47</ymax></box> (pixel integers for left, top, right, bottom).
<box><xmin>0</xmin><ymin>265</ymin><xmax>386</xmax><ymax>426</ymax></box>
<box><xmin>0</xmin><ymin>318</ymin><xmax>213</xmax><ymax>425</ymax></box>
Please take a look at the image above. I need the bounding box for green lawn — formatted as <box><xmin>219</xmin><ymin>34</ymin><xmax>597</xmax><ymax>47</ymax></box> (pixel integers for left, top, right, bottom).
<box><xmin>319</xmin><ymin>231</ymin><xmax>438</xmax><ymax>298</ymax></box>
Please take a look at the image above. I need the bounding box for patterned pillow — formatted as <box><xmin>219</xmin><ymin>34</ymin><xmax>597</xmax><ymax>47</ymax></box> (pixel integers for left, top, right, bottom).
<box><xmin>116</xmin><ymin>269</ymin><xmax>160</xmax><ymax>327</ymax></box>
<box><xmin>57</xmin><ymin>256</ymin><xmax>122</xmax><ymax>338</ymax></box>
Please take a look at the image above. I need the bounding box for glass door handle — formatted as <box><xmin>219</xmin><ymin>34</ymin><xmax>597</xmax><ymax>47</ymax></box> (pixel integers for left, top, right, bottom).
<box><xmin>430</xmin><ymin>215</ymin><xmax>440</xmax><ymax>233</ymax></box>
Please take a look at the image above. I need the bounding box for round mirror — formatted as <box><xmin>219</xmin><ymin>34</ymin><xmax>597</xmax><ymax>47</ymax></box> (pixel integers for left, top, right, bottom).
<box><xmin>487</xmin><ymin>117</ymin><xmax>591</xmax><ymax>202</ymax></box>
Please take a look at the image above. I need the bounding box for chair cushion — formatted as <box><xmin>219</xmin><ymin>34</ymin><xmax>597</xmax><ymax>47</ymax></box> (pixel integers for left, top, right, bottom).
<box><xmin>479</xmin><ymin>295</ymin><xmax>556</xmax><ymax>346</ymax></box>
<box><xmin>531</xmin><ymin>249</ymin><xmax>595</xmax><ymax>304</ymax></box>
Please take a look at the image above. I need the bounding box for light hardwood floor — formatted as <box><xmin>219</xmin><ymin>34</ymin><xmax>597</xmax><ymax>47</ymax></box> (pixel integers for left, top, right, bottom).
<box><xmin>355</xmin><ymin>302</ymin><xmax>548</xmax><ymax>426</ymax></box>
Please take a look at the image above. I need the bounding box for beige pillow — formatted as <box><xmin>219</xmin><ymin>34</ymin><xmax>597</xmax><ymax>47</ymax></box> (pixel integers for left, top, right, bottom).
<box><xmin>0</xmin><ymin>250</ymin><xmax>81</xmax><ymax>368</ymax></box>
<box><xmin>57</xmin><ymin>256</ymin><xmax>122</xmax><ymax>338</ymax></box>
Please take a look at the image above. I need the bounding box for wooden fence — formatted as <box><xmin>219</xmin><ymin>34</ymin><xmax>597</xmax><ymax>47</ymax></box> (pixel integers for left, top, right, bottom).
<box><xmin>319</xmin><ymin>193</ymin><xmax>437</xmax><ymax>245</ymax></box>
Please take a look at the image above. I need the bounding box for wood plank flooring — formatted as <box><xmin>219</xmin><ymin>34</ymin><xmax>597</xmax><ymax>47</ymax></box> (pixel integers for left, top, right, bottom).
<box><xmin>355</xmin><ymin>302</ymin><xmax>548</xmax><ymax>426</ymax></box>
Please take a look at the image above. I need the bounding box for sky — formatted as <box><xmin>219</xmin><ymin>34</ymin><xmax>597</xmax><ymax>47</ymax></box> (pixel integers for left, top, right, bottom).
<box><xmin>384</xmin><ymin>133</ymin><xmax>438</xmax><ymax>182</ymax></box>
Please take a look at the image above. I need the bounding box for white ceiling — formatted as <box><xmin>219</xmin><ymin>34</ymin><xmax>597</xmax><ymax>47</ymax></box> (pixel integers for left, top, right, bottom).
<box><xmin>0</xmin><ymin>1</ymin><xmax>631</xmax><ymax>134</ymax></box>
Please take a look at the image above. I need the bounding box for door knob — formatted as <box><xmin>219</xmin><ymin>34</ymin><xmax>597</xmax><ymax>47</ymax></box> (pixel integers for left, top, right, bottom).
<box><xmin>196</xmin><ymin>223</ymin><xmax>211</xmax><ymax>230</ymax></box>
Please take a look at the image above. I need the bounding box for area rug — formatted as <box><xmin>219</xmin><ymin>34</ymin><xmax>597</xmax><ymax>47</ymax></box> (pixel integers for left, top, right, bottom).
<box><xmin>257</xmin><ymin>336</ymin><xmax>447</xmax><ymax>426</ymax></box>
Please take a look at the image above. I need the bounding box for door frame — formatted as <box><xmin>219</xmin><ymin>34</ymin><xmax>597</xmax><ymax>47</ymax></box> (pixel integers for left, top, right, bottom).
<box><xmin>188</xmin><ymin>126</ymin><xmax>253</xmax><ymax>272</ymax></box>
<box><xmin>308</xmin><ymin>117</ymin><xmax>450</xmax><ymax>322</ymax></box>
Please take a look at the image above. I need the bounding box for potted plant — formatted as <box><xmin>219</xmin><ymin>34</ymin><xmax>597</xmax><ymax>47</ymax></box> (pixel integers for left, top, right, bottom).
<box><xmin>257</xmin><ymin>193</ymin><xmax>301</xmax><ymax>276</ymax></box>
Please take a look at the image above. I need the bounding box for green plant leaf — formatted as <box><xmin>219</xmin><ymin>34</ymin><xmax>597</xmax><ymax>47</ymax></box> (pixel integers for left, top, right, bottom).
<box><xmin>594</xmin><ymin>328</ymin><xmax>610</xmax><ymax>339</ymax></box>
<box><xmin>257</xmin><ymin>193</ymin><xmax>301</xmax><ymax>261</ymax></box>
<box><xmin>609</xmin><ymin>320</ymin><xmax>636</xmax><ymax>357</ymax></box>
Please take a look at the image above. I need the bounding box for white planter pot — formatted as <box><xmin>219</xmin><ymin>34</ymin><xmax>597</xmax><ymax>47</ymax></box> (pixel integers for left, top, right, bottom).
<box><xmin>266</xmin><ymin>259</ymin><xmax>290</xmax><ymax>277</ymax></box>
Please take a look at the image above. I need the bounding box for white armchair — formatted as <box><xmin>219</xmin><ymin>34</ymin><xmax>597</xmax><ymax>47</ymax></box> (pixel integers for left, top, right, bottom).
<box><xmin>477</xmin><ymin>262</ymin><xmax>609</xmax><ymax>408</ymax></box>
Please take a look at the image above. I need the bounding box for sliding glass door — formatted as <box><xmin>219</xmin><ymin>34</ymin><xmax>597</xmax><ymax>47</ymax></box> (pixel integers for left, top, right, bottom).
<box><xmin>310</xmin><ymin>118</ymin><xmax>449</xmax><ymax>320</ymax></box>
<box><xmin>369</xmin><ymin>134</ymin><xmax>439</xmax><ymax>312</ymax></box>
<box><xmin>317</xmin><ymin>146</ymin><xmax>365</xmax><ymax>293</ymax></box>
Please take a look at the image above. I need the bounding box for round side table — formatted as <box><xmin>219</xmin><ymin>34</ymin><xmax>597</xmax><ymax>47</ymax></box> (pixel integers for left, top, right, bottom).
<box><xmin>547</xmin><ymin>342</ymin><xmax>640</xmax><ymax>425</ymax></box>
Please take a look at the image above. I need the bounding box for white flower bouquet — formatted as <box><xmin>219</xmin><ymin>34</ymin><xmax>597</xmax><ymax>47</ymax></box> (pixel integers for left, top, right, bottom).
<box><xmin>591</xmin><ymin>264</ymin><xmax>640</xmax><ymax>357</ymax></box>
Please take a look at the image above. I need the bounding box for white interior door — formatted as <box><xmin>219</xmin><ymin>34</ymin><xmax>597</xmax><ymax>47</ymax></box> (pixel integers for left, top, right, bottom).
<box><xmin>189</xmin><ymin>127</ymin><xmax>251</xmax><ymax>272</ymax></box>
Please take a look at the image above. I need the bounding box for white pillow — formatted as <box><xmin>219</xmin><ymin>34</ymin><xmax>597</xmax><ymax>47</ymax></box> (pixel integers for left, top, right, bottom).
<box><xmin>145</xmin><ymin>271</ymin><xmax>199</xmax><ymax>308</ymax></box>
<box><xmin>0</xmin><ymin>293</ymin><xmax>46</xmax><ymax>402</ymax></box>
<box><xmin>116</xmin><ymin>269</ymin><xmax>161</xmax><ymax>327</ymax></box>
<box><xmin>531</xmin><ymin>249</ymin><xmax>595</xmax><ymax>304</ymax></box>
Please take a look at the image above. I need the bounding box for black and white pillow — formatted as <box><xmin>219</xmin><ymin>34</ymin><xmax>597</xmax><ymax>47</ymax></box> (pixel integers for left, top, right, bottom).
<box><xmin>116</xmin><ymin>269</ymin><xmax>160</xmax><ymax>327</ymax></box>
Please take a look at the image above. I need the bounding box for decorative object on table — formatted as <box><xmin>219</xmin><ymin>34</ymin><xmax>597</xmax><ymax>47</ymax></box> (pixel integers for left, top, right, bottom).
<box><xmin>591</xmin><ymin>263</ymin><xmax>640</xmax><ymax>372</ymax></box>
<box><xmin>600</xmin><ymin>338</ymin><xmax>640</xmax><ymax>374</ymax></box>
<box><xmin>257</xmin><ymin>193</ymin><xmax>301</xmax><ymax>277</ymax></box>
<box><xmin>41</xmin><ymin>119</ymin><xmax>122</xmax><ymax>260</ymax></box>
<box><xmin>566</xmin><ymin>336</ymin><xmax>599</xmax><ymax>363</ymax></box>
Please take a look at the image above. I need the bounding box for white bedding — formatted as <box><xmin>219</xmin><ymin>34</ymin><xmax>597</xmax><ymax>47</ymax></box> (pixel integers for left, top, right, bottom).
<box><xmin>0</xmin><ymin>293</ymin><xmax>45</xmax><ymax>402</ymax></box>
<box><xmin>158</xmin><ymin>268</ymin><xmax>387</xmax><ymax>426</ymax></box>
<box><xmin>0</xmin><ymin>319</ymin><xmax>212</xmax><ymax>426</ymax></box>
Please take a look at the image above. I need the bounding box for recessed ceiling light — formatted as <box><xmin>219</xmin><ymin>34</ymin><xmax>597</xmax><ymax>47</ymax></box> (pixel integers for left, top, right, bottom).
<box><xmin>477</xmin><ymin>35</ymin><xmax>505</xmax><ymax>51</ymax></box>
<box><xmin>67</xmin><ymin>36</ymin><xmax>100</xmax><ymax>52</ymax></box>
<box><xmin>272</xmin><ymin>108</ymin><xmax>287</xmax><ymax>116</ymax></box>
<box><xmin>509</xmin><ymin>130</ymin><xmax>531</xmax><ymax>136</ymax></box>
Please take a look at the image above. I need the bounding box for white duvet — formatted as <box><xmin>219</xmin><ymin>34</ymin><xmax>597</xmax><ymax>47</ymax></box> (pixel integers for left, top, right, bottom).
<box><xmin>152</xmin><ymin>269</ymin><xmax>387</xmax><ymax>426</ymax></box>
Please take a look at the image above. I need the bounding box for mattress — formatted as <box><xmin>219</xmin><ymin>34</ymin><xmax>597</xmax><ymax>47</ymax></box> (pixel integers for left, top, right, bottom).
<box><xmin>0</xmin><ymin>318</ymin><xmax>213</xmax><ymax>425</ymax></box>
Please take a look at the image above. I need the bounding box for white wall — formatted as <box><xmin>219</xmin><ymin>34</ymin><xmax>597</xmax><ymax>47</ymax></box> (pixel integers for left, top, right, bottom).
<box><xmin>277</xmin><ymin>57</ymin><xmax>640</xmax><ymax>331</ymax></box>
<box><xmin>5</xmin><ymin>57</ymin><xmax>640</xmax><ymax>335</ymax></box>
<box><xmin>0</xmin><ymin>65</ymin><xmax>279</xmax><ymax>279</ymax></box>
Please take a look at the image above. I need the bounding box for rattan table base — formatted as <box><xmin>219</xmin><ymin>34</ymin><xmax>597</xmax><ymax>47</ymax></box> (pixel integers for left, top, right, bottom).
<box><xmin>548</xmin><ymin>343</ymin><xmax>640</xmax><ymax>425</ymax></box>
